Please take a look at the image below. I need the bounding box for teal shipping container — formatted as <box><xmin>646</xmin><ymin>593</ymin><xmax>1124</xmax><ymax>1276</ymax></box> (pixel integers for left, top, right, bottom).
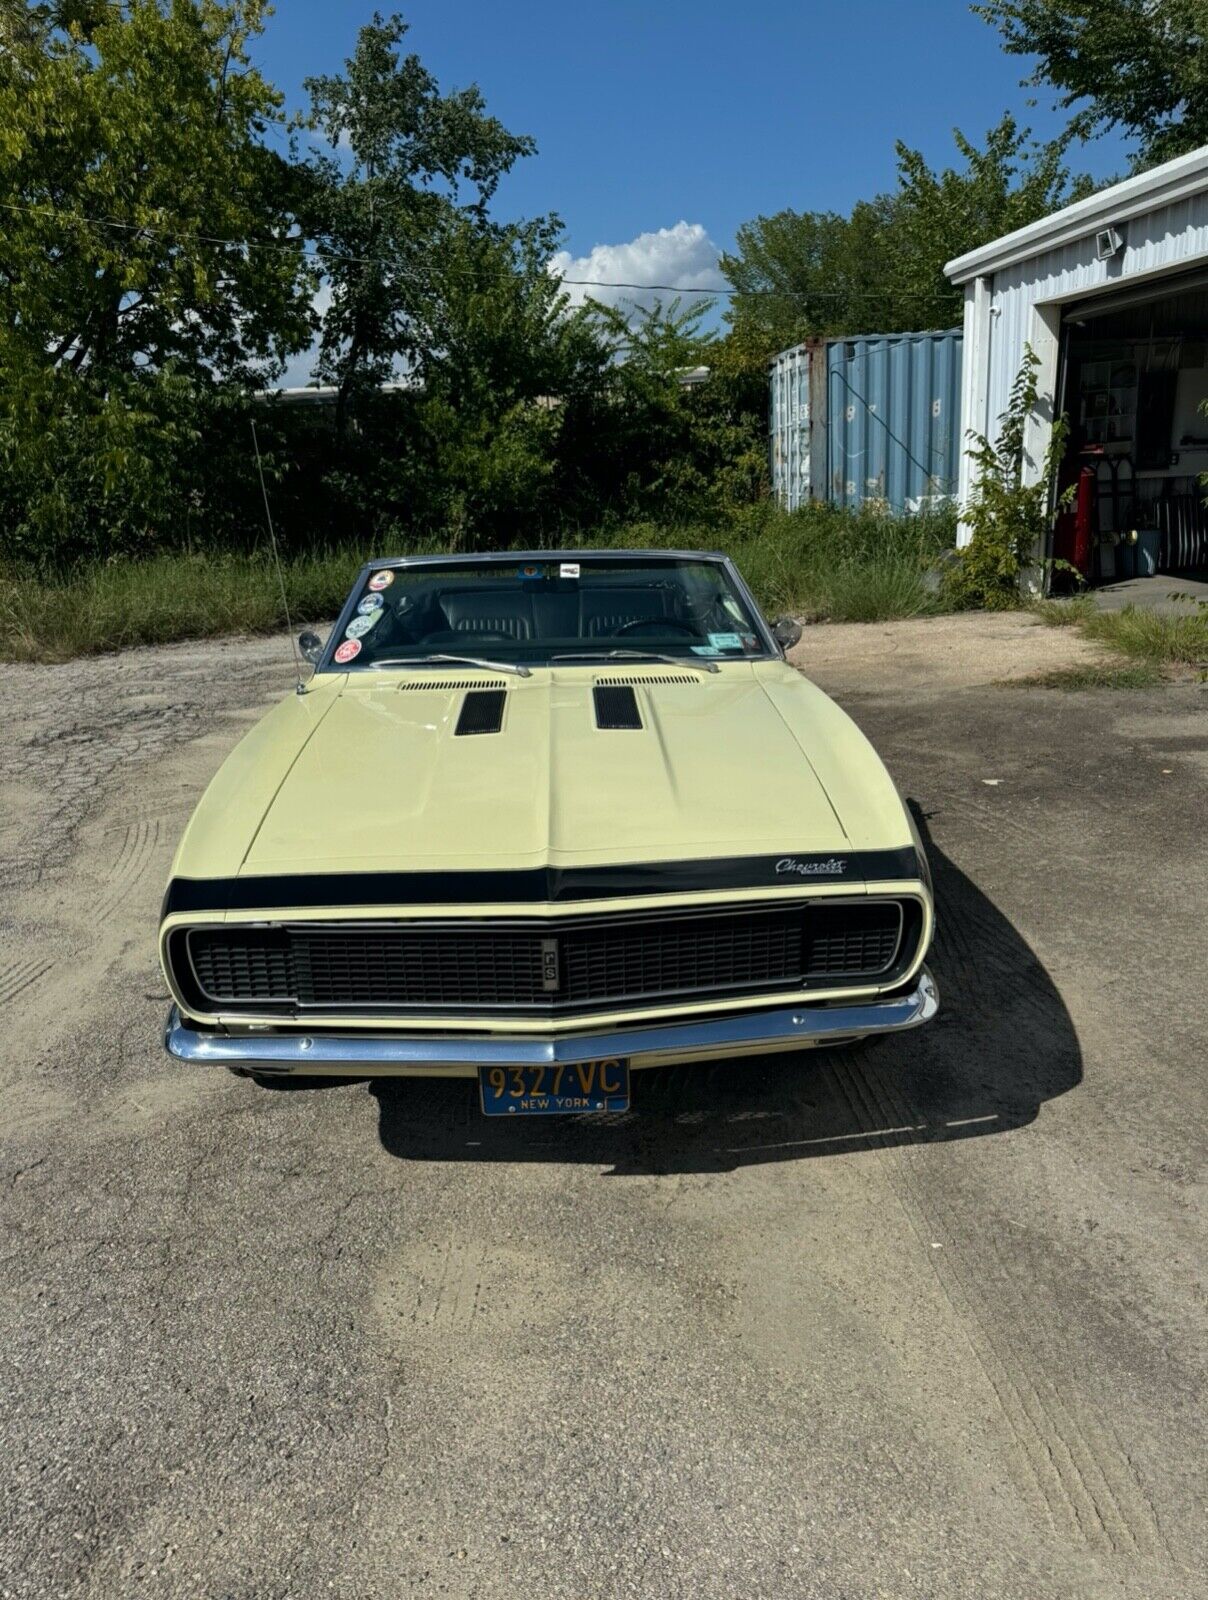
<box><xmin>769</xmin><ymin>329</ymin><xmax>963</xmax><ymax>512</ymax></box>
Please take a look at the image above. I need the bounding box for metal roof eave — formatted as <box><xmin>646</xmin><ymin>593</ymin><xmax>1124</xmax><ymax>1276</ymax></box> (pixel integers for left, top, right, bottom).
<box><xmin>943</xmin><ymin>144</ymin><xmax>1208</xmax><ymax>286</ymax></box>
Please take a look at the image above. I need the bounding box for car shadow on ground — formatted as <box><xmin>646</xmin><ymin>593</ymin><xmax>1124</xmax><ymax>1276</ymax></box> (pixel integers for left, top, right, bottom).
<box><xmin>364</xmin><ymin>807</ymin><xmax>1082</xmax><ymax>1174</ymax></box>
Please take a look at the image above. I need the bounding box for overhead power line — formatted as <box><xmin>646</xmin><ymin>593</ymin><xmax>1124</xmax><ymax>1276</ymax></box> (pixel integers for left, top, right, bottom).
<box><xmin>0</xmin><ymin>197</ymin><xmax>960</xmax><ymax>303</ymax></box>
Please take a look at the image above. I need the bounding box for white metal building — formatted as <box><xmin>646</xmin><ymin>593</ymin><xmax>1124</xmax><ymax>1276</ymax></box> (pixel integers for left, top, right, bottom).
<box><xmin>946</xmin><ymin>146</ymin><xmax>1208</xmax><ymax>577</ymax></box>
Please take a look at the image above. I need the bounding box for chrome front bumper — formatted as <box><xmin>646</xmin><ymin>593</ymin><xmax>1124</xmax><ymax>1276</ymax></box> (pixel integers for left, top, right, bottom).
<box><xmin>163</xmin><ymin>969</ymin><xmax>938</xmax><ymax>1076</ymax></box>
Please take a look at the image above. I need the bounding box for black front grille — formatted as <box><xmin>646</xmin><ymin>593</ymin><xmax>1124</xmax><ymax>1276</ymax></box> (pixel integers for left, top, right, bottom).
<box><xmin>178</xmin><ymin>900</ymin><xmax>916</xmax><ymax>1017</ymax></box>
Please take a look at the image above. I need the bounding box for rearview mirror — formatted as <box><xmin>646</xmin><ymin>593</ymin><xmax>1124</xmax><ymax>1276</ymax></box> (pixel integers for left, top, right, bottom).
<box><xmin>298</xmin><ymin>630</ymin><xmax>325</xmax><ymax>665</ymax></box>
<box><xmin>771</xmin><ymin>616</ymin><xmax>802</xmax><ymax>651</ymax></box>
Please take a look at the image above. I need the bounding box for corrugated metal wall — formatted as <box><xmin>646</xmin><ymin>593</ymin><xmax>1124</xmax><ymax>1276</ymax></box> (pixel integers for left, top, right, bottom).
<box><xmin>768</xmin><ymin>345</ymin><xmax>810</xmax><ymax>508</ymax></box>
<box><xmin>825</xmin><ymin>331</ymin><xmax>963</xmax><ymax>510</ymax></box>
<box><xmin>956</xmin><ymin>185</ymin><xmax>1208</xmax><ymax>510</ymax></box>
<box><xmin>769</xmin><ymin>330</ymin><xmax>963</xmax><ymax>512</ymax></box>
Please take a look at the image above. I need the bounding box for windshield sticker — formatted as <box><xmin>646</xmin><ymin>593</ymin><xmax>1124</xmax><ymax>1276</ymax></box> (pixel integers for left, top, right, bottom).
<box><xmin>344</xmin><ymin>614</ymin><xmax>377</xmax><ymax>640</ymax></box>
<box><xmin>691</xmin><ymin>645</ymin><xmax>722</xmax><ymax>657</ymax></box>
<box><xmin>357</xmin><ymin>594</ymin><xmax>384</xmax><ymax>615</ymax></box>
<box><xmin>559</xmin><ymin>562</ymin><xmax>580</xmax><ymax>579</ymax></box>
<box><xmin>333</xmin><ymin>638</ymin><xmax>362</xmax><ymax>665</ymax></box>
<box><xmin>519</xmin><ymin>563</ymin><xmax>544</xmax><ymax>580</ymax></box>
<box><xmin>707</xmin><ymin>632</ymin><xmax>743</xmax><ymax>651</ymax></box>
<box><xmin>367</xmin><ymin>570</ymin><xmax>394</xmax><ymax>591</ymax></box>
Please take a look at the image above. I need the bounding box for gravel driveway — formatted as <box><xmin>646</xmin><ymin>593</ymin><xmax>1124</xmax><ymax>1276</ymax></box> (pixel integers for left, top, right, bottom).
<box><xmin>0</xmin><ymin>615</ymin><xmax>1204</xmax><ymax>1599</ymax></box>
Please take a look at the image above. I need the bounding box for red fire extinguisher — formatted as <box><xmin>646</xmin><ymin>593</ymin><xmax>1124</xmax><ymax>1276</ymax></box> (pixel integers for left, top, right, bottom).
<box><xmin>1053</xmin><ymin>461</ymin><xmax>1095</xmax><ymax>579</ymax></box>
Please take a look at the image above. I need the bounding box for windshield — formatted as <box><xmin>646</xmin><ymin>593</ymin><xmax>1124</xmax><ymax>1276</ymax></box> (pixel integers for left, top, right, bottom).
<box><xmin>323</xmin><ymin>556</ymin><xmax>769</xmax><ymax>670</ymax></box>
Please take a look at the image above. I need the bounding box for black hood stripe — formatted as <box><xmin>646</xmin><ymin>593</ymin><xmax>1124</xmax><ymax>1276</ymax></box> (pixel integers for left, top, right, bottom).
<box><xmin>162</xmin><ymin>848</ymin><xmax>923</xmax><ymax>918</ymax></box>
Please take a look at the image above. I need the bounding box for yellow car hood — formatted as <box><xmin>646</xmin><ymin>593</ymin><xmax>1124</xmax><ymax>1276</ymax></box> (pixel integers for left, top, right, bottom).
<box><xmin>171</xmin><ymin>663</ymin><xmax>915</xmax><ymax>882</ymax></box>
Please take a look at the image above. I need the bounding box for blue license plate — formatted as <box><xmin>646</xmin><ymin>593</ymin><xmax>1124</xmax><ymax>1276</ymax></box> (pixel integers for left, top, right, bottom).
<box><xmin>478</xmin><ymin>1058</ymin><xmax>630</xmax><ymax>1116</ymax></box>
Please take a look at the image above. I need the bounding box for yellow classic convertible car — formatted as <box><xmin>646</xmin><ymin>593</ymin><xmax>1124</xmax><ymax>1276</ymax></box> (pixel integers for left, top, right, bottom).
<box><xmin>161</xmin><ymin>551</ymin><xmax>937</xmax><ymax>1114</ymax></box>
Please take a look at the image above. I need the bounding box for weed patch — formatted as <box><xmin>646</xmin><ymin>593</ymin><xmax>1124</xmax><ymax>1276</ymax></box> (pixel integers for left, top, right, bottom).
<box><xmin>1013</xmin><ymin>661</ymin><xmax>1164</xmax><ymax>691</ymax></box>
<box><xmin>1028</xmin><ymin>596</ymin><xmax>1095</xmax><ymax>628</ymax></box>
<box><xmin>1081</xmin><ymin>604</ymin><xmax>1208</xmax><ymax>668</ymax></box>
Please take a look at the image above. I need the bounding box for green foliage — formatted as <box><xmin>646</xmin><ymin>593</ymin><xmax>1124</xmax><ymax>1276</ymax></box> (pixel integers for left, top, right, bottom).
<box><xmin>721</xmin><ymin>117</ymin><xmax>1090</xmax><ymax>350</ymax></box>
<box><xmin>571</xmin><ymin>300</ymin><xmax>768</xmax><ymax>525</ymax></box>
<box><xmin>0</xmin><ymin>503</ymin><xmax>958</xmax><ymax>660</ymax></box>
<box><xmin>0</xmin><ymin>546</ymin><xmax>377</xmax><ymax>661</ymax></box>
<box><xmin>1028</xmin><ymin>595</ymin><xmax>1095</xmax><ymax>626</ymax></box>
<box><xmin>0</xmin><ymin>0</ymin><xmax>314</xmax><ymax>565</ymax></box>
<box><xmin>1020</xmin><ymin>661</ymin><xmax>1163</xmax><ymax>689</ymax></box>
<box><xmin>975</xmin><ymin>0</ymin><xmax>1208</xmax><ymax>169</ymax></box>
<box><xmin>274</xmin><ymin>292</ymin><xmax>769</xmax><ymax>553</ymax></box>
<box><xmin>0</xmin><ymin>0</ymin><xmax>310</xmax><ymax>383</ymax></box>
<box><xmin>1082</xmin><ymin>602</ymin><xmax>1208</xmax><ymax>667</ymax></box>
<box><xmin>943</xmin><ymin>348</ymin><xmax>1071</xmax><ymax>611</ymax></box>
<box><xmin>551</xmin><ymin>501</ymin><xmax>956</xmax><ymax>618</ymax></box>
<box><xmin>300</xmin><ymin>11</ymin><xmax>536</xmax><ymax>432</ymax></box>
<box><xmin>0</xmin><ymin>3</ymin><xmax>772</xmax><ymax>567</ymax></box>
<box><xmin>1028</xmin><ymin>589</ymin><xmax>1208</xmax><ymax>675</ymax></box>
<box><xmin>720</xmin><ymin>194</ymin><xmax>906</xmax><ymax>355</ymax></box>
<box><xmin>891</xmin><ymin>119</ymin><xmax>1094</xmax><ymax>315</ymax></box>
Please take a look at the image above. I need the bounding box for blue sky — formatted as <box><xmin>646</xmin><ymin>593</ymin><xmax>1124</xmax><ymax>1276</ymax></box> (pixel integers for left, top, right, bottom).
<box><xmin>260</xmin><ymin>0</ymin><xmax>1129</xmax><ymax>375</ymax></box>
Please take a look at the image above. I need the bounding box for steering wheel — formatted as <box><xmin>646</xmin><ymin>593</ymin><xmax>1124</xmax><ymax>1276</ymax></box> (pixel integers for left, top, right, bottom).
<box><xmin>615</xmin><ymin>617</ymin><xmax>699</xmax><ymax>637</ymax></box>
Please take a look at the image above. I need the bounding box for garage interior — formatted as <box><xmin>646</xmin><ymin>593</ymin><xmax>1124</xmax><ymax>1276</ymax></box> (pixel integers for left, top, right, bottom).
<box><xmin>1054</xmin><ymin>270</ymin><xmax>1208</xmax><ymax>586</ymax></box>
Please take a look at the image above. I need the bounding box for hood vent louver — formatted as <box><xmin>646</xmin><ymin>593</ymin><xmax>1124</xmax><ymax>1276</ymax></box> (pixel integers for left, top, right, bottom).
<box><xmin>398</xmin><ymin>678</ymin><xmax>507</xmax><ymax>692</ymax></box>
<box><xmin>455</xmin><ymin>688</ymin><xmax>508</xmax><ymax>736</ymax></box>
<box><xmin>594</xmin><ymin>673</ymin><xmax>699</xmax><ymax>687</ymax></box>
<box><xmin>593</xmin><ymin>683</ymin><xmax>643</xmax><ymax>730</ymax></box>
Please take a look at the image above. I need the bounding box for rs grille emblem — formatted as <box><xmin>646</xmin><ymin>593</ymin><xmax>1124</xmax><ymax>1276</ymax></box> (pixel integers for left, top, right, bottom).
<box><xmin>540</xmin><ymin>937</ymin><xmax>560</xmax><ymax>992</ymax></box>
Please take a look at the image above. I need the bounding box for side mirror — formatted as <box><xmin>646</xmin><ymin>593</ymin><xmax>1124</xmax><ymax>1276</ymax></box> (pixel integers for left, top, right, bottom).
<box><xmin>298</xmin><ymin>630</ymin><xmax>325</xmax><ymax>665</ymax></box>
<box><xmin>771</xmin><ymin>616</ymin><xmax>802</xmax><ymax>651</ymax></box>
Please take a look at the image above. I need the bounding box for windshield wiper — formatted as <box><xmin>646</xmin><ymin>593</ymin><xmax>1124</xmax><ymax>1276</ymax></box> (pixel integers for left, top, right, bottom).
<box><xmin>368</xmin><ymin>652</ymin><xmax>532</xmax><ymax>678</ymax></box>
<box><xmin>549</xmin><ymin>649</ymin><xmax>719</xmax><ymax>674</ymax></box>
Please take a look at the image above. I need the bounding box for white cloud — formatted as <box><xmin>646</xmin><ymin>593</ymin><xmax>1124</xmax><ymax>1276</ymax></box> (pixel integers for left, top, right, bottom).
<box><xmin>548</xmin><ymin>221</ymin><xmax>724</xmax><ymax>318</ymax></box>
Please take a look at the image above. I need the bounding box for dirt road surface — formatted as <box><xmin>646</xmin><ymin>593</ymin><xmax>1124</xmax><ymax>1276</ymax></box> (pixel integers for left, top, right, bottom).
<box><xmin>1</xmin><ymin>613</ymin><xmax>1204</xmax><ymax>1598</ymax></box>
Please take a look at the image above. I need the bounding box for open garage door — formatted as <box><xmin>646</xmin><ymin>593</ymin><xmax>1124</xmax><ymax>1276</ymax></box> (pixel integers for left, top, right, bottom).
<box><xmin>1056</xmin><ymin>269</ymin><xmax>1208</xmax><ymax>583</ymax></box>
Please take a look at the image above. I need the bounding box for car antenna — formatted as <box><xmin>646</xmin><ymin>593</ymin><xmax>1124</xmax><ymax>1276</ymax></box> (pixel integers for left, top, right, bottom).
<box><xmin>251</xmin><ymin>419</ymin><xmax>306</xmax><ymax>695</ymax></box>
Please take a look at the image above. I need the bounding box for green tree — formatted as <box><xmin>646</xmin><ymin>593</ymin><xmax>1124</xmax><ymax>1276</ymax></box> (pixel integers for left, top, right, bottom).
<box><xmin>890</xmin><ymin>116</ymin><xmax>1094</xmax><ymax>317</ymax></box>
<box><xmin>721</xmin><ymin>116</ymin><xmax>1090</xmax><ymax>353</ymax></box>
<box><xmin>720</xmin><ymin>195</ymin><xmax>904</xmax><ymax>355</ymax></box>
<box><xmin>0</xmin><ymin>0</ymin><xmax>310</xmax><ymax>386</ymax></box>
<box><xmin>0</xmin><ymin>0</ymin><xmax>314</xmax><ymax>564</ymax></box>
<box><xmin>572</xmin><ymin>299</ymin><xmax>768</xmax><ymax>522</ymax></box>
<box><xmin>368</xmin><ymin>217</ymin><xmax>611</xmax><ymax>546</ymax></box>
<box><xmin>301</xmin><ymin>11</ymin><xmax>537</xmax><ymax>437</ymax></box>
<box><xmin>975</xmin><ymin>0</ymin><xmax>1208</xmax><ymax>169</ymax></box>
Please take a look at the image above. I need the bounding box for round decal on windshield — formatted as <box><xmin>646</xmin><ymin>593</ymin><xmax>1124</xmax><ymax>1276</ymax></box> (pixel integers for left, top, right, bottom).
<box><xmin>345</xmin><ymin>614</ymin><xmax>377</xmax><ymax>640</ymax></box>
<box><xmin>333</xmin><ymin>638</ymin><xmax>362</xmax><ymax>664</ymax></box>
<box><xmin>357</xmin><ymin>594</ymin><xmax>384</xmax><ymax>615</ymax></box>
<box><xmin>367</xmin><ymin>570</ymin><xmax>394</xmax><ymax>591</ymax></box>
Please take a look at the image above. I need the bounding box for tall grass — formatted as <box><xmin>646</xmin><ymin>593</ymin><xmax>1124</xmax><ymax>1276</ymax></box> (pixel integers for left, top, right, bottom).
<box><xmin>557</xmin><ymin>503</ymin><xmax>956</xmax><ymax>620</ymax></box>
<box><xmin>0</xmin><ymin>550</ymin><xmax>374</xmax><ymax>663</ymax></box>
<box><xmin>1029</xmin><ymin>594</ymin><xmax>1208</xmax><ymax>676</ymax></box>
<box><xmin>0</xmin><ymin>503</ymin><xmax>958</xmax><ymax>662</ymax></box>
<box><xmin>1082</xmin><ymin>603</ymin><xmax>1208</xmax><ymax>667</ymax></box>
<box><xmin>1027</xmin><ymin>596</ymin><xmax>1095</xmax><ymax>628</ymax></box>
